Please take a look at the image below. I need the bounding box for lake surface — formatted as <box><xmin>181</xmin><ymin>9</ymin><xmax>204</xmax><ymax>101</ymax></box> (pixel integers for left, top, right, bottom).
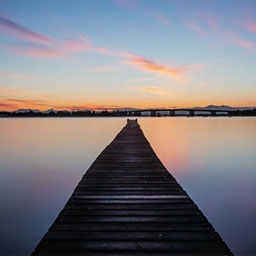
<box><xmin>0</xmin><ymin>117</ymin><xmax>255</xmax><ymax>256</ymax></box>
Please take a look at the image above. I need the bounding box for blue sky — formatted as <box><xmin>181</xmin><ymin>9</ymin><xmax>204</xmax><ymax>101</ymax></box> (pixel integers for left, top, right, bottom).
<box><xmin>0</xmin><ymin>0</ymin><xmax>256</xmax><ymax>110</ymax></box>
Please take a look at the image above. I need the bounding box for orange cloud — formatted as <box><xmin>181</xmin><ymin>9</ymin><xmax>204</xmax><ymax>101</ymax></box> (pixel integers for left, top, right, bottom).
<box><xmin>6</xmin><ymin>98</ymin><xmax>46</xmax><ymax>104</ymax></box>
<box><xmin>0</xmin><ymin>96</ymin><xmax>138</xmax><ymax>112</ymax></box>
<box><xmin>0</xmin><ymin>102</ymin><xmax>19</xmax><ymax>109</ymax></box>
<box><xmin>123</xmin><ymin>52</ymin><xmax>188</xmax><ymax>83</ymax></box>
<box><xmin>134</xmin><ymin>86</ymin><xmax>174</xmax><ymax>96</ymax></box>
<box><xmin>0</xmin><ymin>14</ymin><xmax>52</xmax><ymax>44</ymax></box>
<box><xmin>0</xmin><ymin>98</ymin><xmax>48</xmax><ymax>111</ymax></box>
<box><xmin>0</xmin><ymin>71</ymin><xmax>34</xmax><ymax>80</ymax></box>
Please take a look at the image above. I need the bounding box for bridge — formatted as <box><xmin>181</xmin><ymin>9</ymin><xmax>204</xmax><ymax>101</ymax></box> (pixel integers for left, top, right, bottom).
<box><xmin>32</xmin><ymin>120</ymin><xmax>233</xmax><ymax>256</ymax></box>
<box><xmin>127</xmin><ymin>108</ymin><xmax>233</xmax><ymax>117</ymax></box>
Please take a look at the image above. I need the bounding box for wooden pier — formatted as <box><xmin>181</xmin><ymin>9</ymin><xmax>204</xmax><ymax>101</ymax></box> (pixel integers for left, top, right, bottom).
<box><xmin>32</xmin><ymin>119</ymin><xmax>233</xmax><ymax>256</ymax></box>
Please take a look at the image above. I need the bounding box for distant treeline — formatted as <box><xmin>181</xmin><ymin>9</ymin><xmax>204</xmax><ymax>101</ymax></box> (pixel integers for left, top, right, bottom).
<box><xmin>0</xmin><ymin>110</ymin><xmax>130</xmax><ymax>117</ymax></box>
<box><xmin>0</xmin><ymin>109</ymin><xmax>256</xmax><ymax>117</ymax></box>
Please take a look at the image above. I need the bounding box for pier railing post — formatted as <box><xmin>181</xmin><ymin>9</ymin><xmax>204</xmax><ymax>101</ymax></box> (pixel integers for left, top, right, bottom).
<box><xmin>170</xmin><ymin>110</ymin><xmax>175</xmax><ymax>116</ymax></box>
<box><xmin>189</xmin><ymin>110</ymin><xmax>195</xmax><ymax>117</ymax></box>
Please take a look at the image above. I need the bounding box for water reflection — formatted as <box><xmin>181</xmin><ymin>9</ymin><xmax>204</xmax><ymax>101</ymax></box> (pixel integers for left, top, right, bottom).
<box><xmin>0</xmin><ymin>117</ymin><xmax>255</xmax><ymax>256</ymax></box>
<box><xmin>140</xmin><ymin>117</ymin><xmax>256</xmax><ymax>256</ymax></box>
<box><xmin>0</xmin><ymin>118</ymin><xmax>125</xmax><ymax>256</ymax></box>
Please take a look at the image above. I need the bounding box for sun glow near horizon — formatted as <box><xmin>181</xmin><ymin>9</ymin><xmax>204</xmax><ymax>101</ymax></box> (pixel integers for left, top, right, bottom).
<box><xmin>0</xmin><ymin>0</ymin><xmax>256</xmax><ymax>111</ymax></box>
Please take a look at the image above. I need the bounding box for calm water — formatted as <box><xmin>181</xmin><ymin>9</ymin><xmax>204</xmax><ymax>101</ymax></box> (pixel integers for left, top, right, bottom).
<box><xmin>0</xmin><ymin>117</ymin><xmax>255</xmax><ymax>256</ymax></box>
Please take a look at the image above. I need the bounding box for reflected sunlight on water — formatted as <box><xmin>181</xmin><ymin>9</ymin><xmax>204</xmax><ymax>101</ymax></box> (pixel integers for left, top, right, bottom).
<box><xmin>140</xmin><ymin>117</ymin><xmax>256</xmax><ymax>256</ymax></box>
<box><xmin>0</xmin><ymin>117</ymin><xmax>255</xmax><ymax>256</ymax></box>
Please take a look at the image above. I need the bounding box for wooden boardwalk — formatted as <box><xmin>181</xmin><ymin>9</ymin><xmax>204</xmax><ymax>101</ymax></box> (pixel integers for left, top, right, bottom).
<box><xmin>32</xmin><ymin>120</ymin><xmax>233</xmax><ymax>256</ymax></box>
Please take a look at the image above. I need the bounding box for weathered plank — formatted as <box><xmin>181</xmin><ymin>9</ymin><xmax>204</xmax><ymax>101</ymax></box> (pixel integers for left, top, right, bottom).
<box><xmin>31</xmin><ymin>119</ymin><xmax>233</xmax><ymax>256</ymax></box>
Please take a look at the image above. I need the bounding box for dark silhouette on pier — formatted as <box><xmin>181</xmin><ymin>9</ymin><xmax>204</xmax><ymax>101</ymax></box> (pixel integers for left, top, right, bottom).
<box><xmin>32</xmin><ymin>119</ymin><xmax>233</xmax><ymax>255</ymax></box>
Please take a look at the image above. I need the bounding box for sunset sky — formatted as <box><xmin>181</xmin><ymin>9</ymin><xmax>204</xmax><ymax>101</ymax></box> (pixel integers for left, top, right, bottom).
<box><xmin>0</xmin><ymin>0</ymin><xmax>256</xmax><ymax>111</ymax></box>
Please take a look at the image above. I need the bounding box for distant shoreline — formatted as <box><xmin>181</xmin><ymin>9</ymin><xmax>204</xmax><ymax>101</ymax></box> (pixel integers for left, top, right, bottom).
<box><xmin>1</xmin><ymin>114</ymin><xmax>256</xmax><ymax>118</ymax></box>
<box><xmin>1</xmin><ymin>107</ymin><xmax>256</xmax><ymax>118</ymax></box>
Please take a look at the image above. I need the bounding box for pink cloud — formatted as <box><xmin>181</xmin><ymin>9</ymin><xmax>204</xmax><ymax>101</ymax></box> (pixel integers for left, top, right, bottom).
<box><xmin>0</xmin><ymin>71</ymin><xmax>34</xmax><ymax>80</ymax></box>
<box><xmin>153</xmin><ymin>12</ymin><xmax>171</xmax><ymax>28</ymax></box>
<box><xmin>227</xmin><ymin>31</ymin><xmax>256</xmax><ymax>51</ymax></box>
<box><xmin>200</xmin><ymin>13</ymin><xmax>217</xmax><ymax>29</ymax></box>
<box><xmin>64</xmin><ymin>39</ymin><xmax>90</xmax><ymax>53</ymax></box>
<box><xmin>184</xmin><ymin>12</ymin><xmax>217</xmax><ymax>37</ymax></box>
<box><xmin>123</xmin><ymin>52</ymin><xmax>188</xmax><ymax>83</ymax></box>
<box><xmin>10</xmin><ymin>35</ymin><xmax>109</xmax><ymax>59</ymax></box>
<box><xmin>0</xmin><ymin>14</ymin><xmax>52</xmax><ymax>44</ymax></box>
<box><xmin>219</xmin><ymin>30</ymin><xmax>256</xmax><ymax>53</ymax></box>
<box><xmin>11</xmin><ymin>46</ymin><xmax>63</xmax><ymax>59</ymax></box>
<box><xmin>243</xmin><ymin>21</ymin><xmax>256</xmax><ymax>33</ymax></box>
<box><xmin>184</xmin><ymin>20</ymin><xmax>207</xmax><ymax>36</ymax></box>
<box><xmin>242</xmin><ymin>9</ymin><xmax>256</xmax><ymax>33</ymax></box>
<box><xmin>0</xmin><ymin>12</ymin><xmax>109</xmax><ymax>60</ymax></box>
<box><xmin>184</xmin><ymin>14</ymin><xmax>256</xmax><ymax>53</ymax></box>
<box><xmin>0</xmin><ymin>13</ymin><xmax>110</xmax><ymax>59</ymax></box>
<box><xmin>235</xmin><ymin>38</ymin><xmax>255</xmax><ymax>49</ymax></box>
<box><xmin>64</xmin><ymin>36</ymin><xmax>109</xmax><ymax>55</ymax></box>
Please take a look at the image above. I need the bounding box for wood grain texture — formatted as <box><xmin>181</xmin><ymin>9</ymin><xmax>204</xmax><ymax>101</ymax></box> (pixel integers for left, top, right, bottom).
<box><xmin>31</xmin><ymin>120</ymin><xmax>233</xmax><ymax>256</ymax></box>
